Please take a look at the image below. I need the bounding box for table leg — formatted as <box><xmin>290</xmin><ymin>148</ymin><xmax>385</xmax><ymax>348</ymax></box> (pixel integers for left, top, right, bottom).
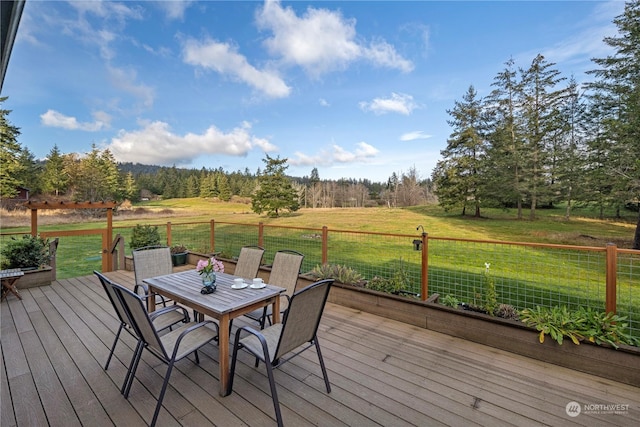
<box><xmin>271</xmin><ymin>296</ymin><xmax>281</xmax><ymax>324</ymax></box>
<box><xmin>147</xmin><ymin>286</ymin><xmax>157</xmax><ymax>312</ymax></box>
<box><xmin>218</xmin><ymin>313</ymin><xmax>230</xmax><ymax>396</ymax></box>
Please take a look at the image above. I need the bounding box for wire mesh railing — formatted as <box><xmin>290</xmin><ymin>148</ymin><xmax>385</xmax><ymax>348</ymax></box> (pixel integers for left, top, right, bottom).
<box><xmin>3</xmin><ymin>220</ymin><xmax>639</xmax><ymax>338</ymax></box>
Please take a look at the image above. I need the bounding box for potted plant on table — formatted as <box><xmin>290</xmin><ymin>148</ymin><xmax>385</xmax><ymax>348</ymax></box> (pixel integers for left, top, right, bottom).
<box><xmin>170</xmin><ymin>244</ymin><xmax>188</xmax><ymax>266</ymax></box>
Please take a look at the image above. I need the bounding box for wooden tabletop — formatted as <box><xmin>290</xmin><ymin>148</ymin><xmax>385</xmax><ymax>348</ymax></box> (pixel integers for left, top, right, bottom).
<box><xmin>143</xmin><ymin>269</ymin><xmax>284</xmax><ymax>315</ymax></box>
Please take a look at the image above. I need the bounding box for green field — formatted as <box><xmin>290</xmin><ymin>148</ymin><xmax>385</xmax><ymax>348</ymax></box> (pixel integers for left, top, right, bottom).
<box><xmin>1</xmin><ymin>199</ymin><xmax>638</xmax><ymax>338</ymax></box>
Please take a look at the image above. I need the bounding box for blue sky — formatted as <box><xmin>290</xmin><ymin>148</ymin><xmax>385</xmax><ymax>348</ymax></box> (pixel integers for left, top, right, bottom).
<box><xmin>1</xmin><ymin>0</ymin><xmax>625</xmax><ymax>183</ymax></box>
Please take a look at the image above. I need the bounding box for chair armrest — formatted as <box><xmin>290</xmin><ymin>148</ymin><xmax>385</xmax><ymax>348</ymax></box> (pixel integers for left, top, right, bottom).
<box><xmin>150</xmin><ymin>305</ymin><xmax>189</xmax><ymax>322</ymax></box>
<box><xmin>171</xmin><ymin>320</ymin><xmax>220</xmax><ymax>359</ymax></box>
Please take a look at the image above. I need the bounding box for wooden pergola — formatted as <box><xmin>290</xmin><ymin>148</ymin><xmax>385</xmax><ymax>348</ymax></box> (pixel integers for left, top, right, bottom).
<box><xmin>23</xmin><ymin>200</ymin><xmax>118</xmax><ymax>271</ymax></box>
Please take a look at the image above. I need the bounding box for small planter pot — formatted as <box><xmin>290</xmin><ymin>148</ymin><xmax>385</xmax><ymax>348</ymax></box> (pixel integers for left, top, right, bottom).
<box><xmin>171</xmin><ymin>252</ymin><xmax>188</xmax><ymax>266</ymax></box>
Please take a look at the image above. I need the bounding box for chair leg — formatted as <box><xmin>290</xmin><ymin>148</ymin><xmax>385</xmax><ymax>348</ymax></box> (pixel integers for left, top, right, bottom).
<box><xmin>105</xmin><ymin>323</ymin><xmax>125</xmax><ymax>370</ymax></box>
<box><xmin>151</xmin><ymin>361</ymin><xmax>175</xmax><ymax>427</ymax></box>
<box><xmin>314</xmin><ymin>337</ymin><xmax>331</xmax><ymax>393</ymax></box>
<box><xmin>227</xmin><ymin>331</ymin><xmax>242</xmax><ymax>395</ymax></box>
<box><xmin>264</xmin><ymin>360</ymin><xmax>284</xmax><ymax>427</ymax></box>
<box><xmin>123</xmin><ymin>341</ymin><xmax>144</xmax><ymax>398</ymax></box>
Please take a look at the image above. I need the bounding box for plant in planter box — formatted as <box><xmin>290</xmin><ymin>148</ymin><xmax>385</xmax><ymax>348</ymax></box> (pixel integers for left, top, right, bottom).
<box><xmin>130</xmin><ymin>224</ymin><xmax>162</xmax><ymax>251</ymax></box>
<box><xmin>520</xmin><ymin>305</ymin><xmax>639</xmax><ymax>348</ymax></box>
<box><xmin>310</xmin><ymin>263</ymin><xmax>363</xmax><ymax>286</ymax></box>
<box><xmin>170</xmin><ymin>244</ymin><xmax>188</xmax><ymax>266</ymax></box>
<box><xmin>1</xmin><ymin>234</ymin><xmax>49</xmax><ymax>270</ymax></box>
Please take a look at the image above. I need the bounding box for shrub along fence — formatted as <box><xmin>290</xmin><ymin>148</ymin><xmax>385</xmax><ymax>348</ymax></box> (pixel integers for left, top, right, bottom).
<box><xmin>2</xmin><ymin>219</ymin><xmax>638</xmax><ymax>338</ymax></box>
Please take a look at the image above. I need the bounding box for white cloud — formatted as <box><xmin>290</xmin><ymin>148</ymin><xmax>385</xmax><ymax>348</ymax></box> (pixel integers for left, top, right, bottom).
<box><xmin>289</xmin><ymin>141</ymin><xmax>379</xmax><ymax>166</ymax></box>
<box><xmin>107</xmin><ymin>66</ymin><xmax>155</xmax><ymax>108</ymax></box>
<box><xmin>359</xmin><ymin>93</ymin><xmax>418</xmax><ymax>115</ymax></box>
<box><xmin>40</xmin><ymin>110</ymin><xmax>110</xmax><ymax>131</ymax></box>
<box><xmin>363</xmin><ymin>39</ymin><xmax>414</xmax><ymax>73</ymax></box>
<box><xmin>182</xmin><ymin>38</ymin><xmax>291</xmax><ymax>98</ymax></box>
<box><xmin>400</xmin><ymin>131</ymin><xmax>432</xmax><ymax>141</ymax></box>
<box><xmin>319</xmin><ymin>98</ymin><xmax>330</xmax><ymax>107</ymax></box>
<box><xmin>256</xmin><ymin>0</ymin><xmax>413</xmax><ymax>77</ymax></box>
<box><xmin>107</xmin><ymin>120</ymin><xmax>276</xmax><ymax>165</ymax></box>
<box><xmin>156</xmin><ymin>1</ymin><xmax>194</xmax><ymax>21</ymax></box>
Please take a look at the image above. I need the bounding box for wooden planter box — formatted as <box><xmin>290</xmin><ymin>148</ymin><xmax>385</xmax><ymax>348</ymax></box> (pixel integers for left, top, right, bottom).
<box><xmin>327</xmin><ymin>282</ymin><xmax>640</xmax><ymax>387</ymax></box>
<box><xmin>16</xmin><ymin>266</ymin><xmax>54</xmax><ymax>289</ymax></box>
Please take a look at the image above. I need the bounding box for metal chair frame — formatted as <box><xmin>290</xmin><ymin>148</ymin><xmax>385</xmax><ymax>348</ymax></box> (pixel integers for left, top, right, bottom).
<box><xmin>112</xmin><ymin>282</ymin><xmax>219</xmax><ymax>427</ymax></box>
<box><xmin>228</xmin><ymin>279</ymin><xmax>334</xmax><ymax>427</ymax></box>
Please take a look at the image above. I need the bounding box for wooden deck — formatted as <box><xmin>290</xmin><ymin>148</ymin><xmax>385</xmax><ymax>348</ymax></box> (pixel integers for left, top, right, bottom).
<box><xmin>2</xmin><ymin>270</ymin><xmax>639</xmax><ymax>427</ymax></box>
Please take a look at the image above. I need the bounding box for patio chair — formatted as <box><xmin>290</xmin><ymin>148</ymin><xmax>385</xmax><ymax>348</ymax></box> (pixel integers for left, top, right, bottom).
<box><xmin>233</xmin><ymin>245</ymin><xmax>265</xmax><ymax>280</ymax></box>
<box><xmin>93</xmin><ymin>271</ymin><xmax>189</xmax><ymax>375</ymax></box>
<box><xmin>112</xmin><ymin>282</ymin><xmax>220</xmax><ymax>427</ymax></box>
<box><xmin>244</xmin><ymin>249</ymin><xmax>304</xmax><ymax>328</ymax></box>
<box><xmin>133</xmin><ymin>245</ymin><xmax>173</xmax><ymax>307</ymax></box>
<box><xmin>228</xmin><ymin>279</ymin><xmax>334</xmax><ymax>427</ymax></box>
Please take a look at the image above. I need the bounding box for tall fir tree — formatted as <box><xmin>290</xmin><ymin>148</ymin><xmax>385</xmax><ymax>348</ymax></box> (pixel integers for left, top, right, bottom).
<box><xmin>42</xmin><ymin>144</ymin><xmax>69</xmax><ymax>196</ymax></box>
<box><xmin>432</xmin><ymin>85</ymin><xmax>486</xmax><ymax>216</ymax></box>
<box><xmin>587</xmin><ymin>0</ymin><xmax>640</xmax><ymax>248</ymax></box>
<box><xmin>0</xmin><ymin>97</ymin><xmax>24</xmax><ymax>198</ymax></box>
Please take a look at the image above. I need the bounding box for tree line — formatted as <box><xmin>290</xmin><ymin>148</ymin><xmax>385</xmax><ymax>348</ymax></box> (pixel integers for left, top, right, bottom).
<box><xmin>431</xmin><ymin>1</ymin><xmax>639</xmax><ymax>248</ymax></box>
<box><xmin>0</xmin><ymin>106</ymin><xmax>434</xmax><ymax>209</ymax></box>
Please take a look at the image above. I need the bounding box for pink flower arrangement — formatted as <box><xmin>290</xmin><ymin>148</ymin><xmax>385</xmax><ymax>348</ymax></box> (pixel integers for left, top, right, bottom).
<box><xmin>196</xmin><ymin>257</ymin><xmax>224</xmax><ymax>275</ymax></box>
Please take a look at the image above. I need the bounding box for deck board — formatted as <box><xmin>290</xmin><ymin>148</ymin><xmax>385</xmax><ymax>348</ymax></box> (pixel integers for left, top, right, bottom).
<box><xmin>1</xmin><ymin>271</ymin><xmax>639</xmax><ymax>426</ymax></box>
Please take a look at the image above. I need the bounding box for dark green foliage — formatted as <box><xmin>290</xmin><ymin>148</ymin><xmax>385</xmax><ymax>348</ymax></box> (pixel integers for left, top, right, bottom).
<box><xmin>0</xmin><ymin>235</ymin><xmax>49</xmax><ymax>269</ymax></box>
<box><xmin>130</xmin><ymin>224</ymin><xmax>162</xmax><ymax>250</ymax></box>
<box><xmin>251</xmin><ymin>155</ymin><xmax>300</xmax><ymax>217</ymax></box>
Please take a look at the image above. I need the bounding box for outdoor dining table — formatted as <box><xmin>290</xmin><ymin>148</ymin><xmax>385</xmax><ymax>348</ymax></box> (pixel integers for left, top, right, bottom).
<box><xmin>144</xmin><ymin>269</ymin><xmax>285</xmax><ymax>396</ymax></box>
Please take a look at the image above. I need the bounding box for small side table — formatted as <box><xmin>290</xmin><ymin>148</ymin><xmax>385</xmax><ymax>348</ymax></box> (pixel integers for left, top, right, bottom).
<box><xmin>1</xmin><ymin>269</ymin><xmax>24</xmax><ymax>301</ymax></box>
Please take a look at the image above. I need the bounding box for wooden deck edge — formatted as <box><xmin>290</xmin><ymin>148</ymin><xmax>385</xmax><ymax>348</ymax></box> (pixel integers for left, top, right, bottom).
<box><xmin>326</xmin><ymin>282</ymin><xmax>640</xmax><ymax>387</ymax></box>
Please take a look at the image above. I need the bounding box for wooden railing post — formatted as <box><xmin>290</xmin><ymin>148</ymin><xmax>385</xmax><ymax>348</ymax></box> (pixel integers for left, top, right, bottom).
<box><xmin>258</xmin><ymin>222</ymin><xmax>264</xmax><ymax>248</ymax></box>
<box><xmin>605</xmin><ymin>243</ymin><xmax>617</xmax><ymax>314</ymax></box>
<box><xmin>210</xmin><ymin>219</ymin><xmax>215</xmax><ymax>253</ymax></box>
<box><xmin>30</xmin><ymin>208</ymin><xmax>38</xmax><ymax>236</ymax></box>
<box><xmin>421</xmin><ymin>232</ymin><xmax>428</xmax><ymax>301</ymax></box>
<box><xmin>167</xmin><ymin>222</ymin><xmax>172</xmax><ymax>246</ymax></box>
<box><xmin>322</xmin><ymin>226</ymin><xmax>328</xmax><ymax>264</ymax></box>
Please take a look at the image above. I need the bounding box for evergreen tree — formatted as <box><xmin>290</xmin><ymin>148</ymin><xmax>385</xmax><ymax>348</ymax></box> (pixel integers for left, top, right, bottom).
<box><xmin>185</xmin><ymin>175</ymin><xmax>200</xmax><ymax>198</ymax></box>
<box><xmin>433</xmin><ymin>85</ymin><xmax>486</xmax><ymax>216</ymax></box>
<box><xmin>587</xmin><ymin>0</ymin><xmax>640</xmax><ymax>248</ymax></box>
<box><xmin>123</xmin><ymin>171</ymin><xmax>138</xmax><ymax>201</ymax></box>
<box><xmin>518</xmin><ymin>54</ymin><xmax>567</xmax><ymax>219</ymax></box>
<box><xmin>15</xmin><ymin>146</ymin><xmax>41</xmax><ymax>194</ymax></box>
<box><xmin>251</xmin><ymin>155</ymin><xmax>299</xmax><ymax>217</ymax></box>
<box><xmin>217</xmin><ymin>173</ymin><xmax>232</xmax><ymax>201</ymax></box>
<box><xmin>485</xmin><ymin>58</ymin><xmax>526</xmax><ymax>216</ymax></box>
<box><xmin>0</xmin><ymin>97</ymin><xmax>24</xmax><ymax>198</ymax></box>
<box><xmin>42</xmin><ymin>144</ymin><xmax>69</xmax><ymax>196</ymax></box>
